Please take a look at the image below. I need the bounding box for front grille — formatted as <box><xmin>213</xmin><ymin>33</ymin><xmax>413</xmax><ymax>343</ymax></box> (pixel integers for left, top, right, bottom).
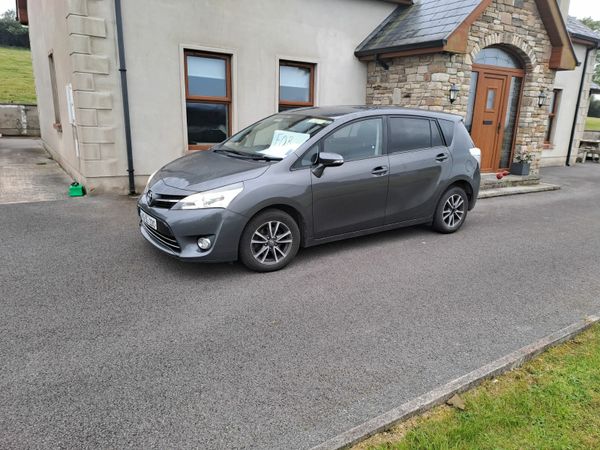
<box><xmin>142</xmin><ymin>222</ymin><xmax>181</xmax><ymax>253</ymax></box>
<box><xmin>147</xmin><ymin>192</ymin><xmax>186</xmax><ymax>209</ymax></box>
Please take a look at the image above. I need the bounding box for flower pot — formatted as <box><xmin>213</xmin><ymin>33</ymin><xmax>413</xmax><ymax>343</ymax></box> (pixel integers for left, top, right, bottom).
<box><xmin>510</xmin><ymin>162</ymin><xmax>530</xmax><ymax>176</ymax></box>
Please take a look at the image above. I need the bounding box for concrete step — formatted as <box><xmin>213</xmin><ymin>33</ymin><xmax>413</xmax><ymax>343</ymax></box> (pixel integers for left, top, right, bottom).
<box><xmin>478</xmin><ymin>182</ymin><xmax>560</xmax><ymax>199</ymax></box>
<box><xmin>480</xmin><ymin>173</ymin><xmax>540</xmax><ymax>190</ymax></box>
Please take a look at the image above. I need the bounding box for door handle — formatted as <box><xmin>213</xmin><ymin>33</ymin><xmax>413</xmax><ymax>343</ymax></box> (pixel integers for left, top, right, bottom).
<box><xmin>371</xmin><ymin>165</ymin><xmax>389</xmax><ymax>176</ymax></box>
<box><xmin>435</xmin><ymin>153</ymin><xmax>449</xmax><ymax>162</ymax></box>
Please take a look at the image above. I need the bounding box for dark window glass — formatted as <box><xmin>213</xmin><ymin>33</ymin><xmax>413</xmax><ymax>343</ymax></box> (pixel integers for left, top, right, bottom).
<box><xmin>278</xmin><ymin>105</ymin><xmax>302</xmax><ymax>112</ymax></box>
<box><xmin>474</xmin><ymin>47</ymin><xmax>522</xmax><ymax>69</ymax></box>
<box><xmin>294</xmin><ymin>144</ymin><xmax>319</xmax><ymax>168</ymax></box>
<box><xmin>465</xmin><ymin>72</ymin><xmax>479</xmax><ymax>132</ymax></box>
<box><xmin>500</xmin><ymin>77</ymin><xmax>522</xmax><ymax>168</ymax></box>
<box><xmin>388</xmin><ymin>117</ymin><xmax>431</xmax><ymax>153</ymax></box>
<box><xmin>187</xmin><ymin>55</ymin><xmax>227</xmax><ymax>97</ymax></box>
<box><xmin>323</xmin><ymin>118</ymin><xmax>383</xmax><ymax>162</ymax></box>
<box><xmin>438</xmin><ymin>119</ymin><xmax>455</xmax><ymax>146</ymax></box>
<box><xmin>186</xmin><ymin>102</ymin><xmax>228</xmax><ymax>145</ymax></box>
<box><xmin>431</xmin><ymin>121</ymin><xmax>444</xmax><ymax>147</ymax></box>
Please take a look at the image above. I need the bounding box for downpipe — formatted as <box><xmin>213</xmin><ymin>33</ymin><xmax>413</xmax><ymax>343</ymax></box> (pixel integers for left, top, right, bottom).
<box><xmin>114</xmin><ymin>0</ymin><xmax>136</xmax><ymax>194</ymax></box>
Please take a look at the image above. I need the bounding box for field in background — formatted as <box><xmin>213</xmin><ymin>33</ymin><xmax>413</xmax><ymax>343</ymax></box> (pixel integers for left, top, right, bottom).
<box><xmin>586</xmin><ymin>117</ymin><xmax>600</xmax><ymax>132</ymax></box>
<box><xmin>0</xmin><ymin>46</ymin><xmax>36</xmax><ymax>104</ymax></box>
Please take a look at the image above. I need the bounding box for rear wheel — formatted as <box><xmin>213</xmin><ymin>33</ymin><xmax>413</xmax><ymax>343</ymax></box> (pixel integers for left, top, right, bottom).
<box><xmin>432</xmin><ymin>187</ymin><xmax>468</xmax><ymax>234</ymax></box>
<box><xmin>239</xmin><ymin>209</ymin><xmax>300</xmax><ymax>272</ymax></box>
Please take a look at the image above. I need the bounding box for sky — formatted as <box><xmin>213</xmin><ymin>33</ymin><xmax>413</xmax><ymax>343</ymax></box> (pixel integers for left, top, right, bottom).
<box><xmin>0</xmin><ymin>0</ymin><xmax>599</xmax><ymax>20</ymax></box>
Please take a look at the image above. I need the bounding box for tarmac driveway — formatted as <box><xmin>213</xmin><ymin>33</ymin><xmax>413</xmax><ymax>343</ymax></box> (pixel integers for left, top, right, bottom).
<box><xmin>1</xmin><ymin>161</ymin><xmax>600</xmax><ymax>449</ymax></box>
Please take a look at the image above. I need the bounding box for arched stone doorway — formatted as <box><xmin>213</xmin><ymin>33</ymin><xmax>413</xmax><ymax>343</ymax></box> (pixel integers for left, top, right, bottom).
<box><xmin>466</xmin><ymin>47</ymin><xmax>526</xmax><ymax>172</ymax></box>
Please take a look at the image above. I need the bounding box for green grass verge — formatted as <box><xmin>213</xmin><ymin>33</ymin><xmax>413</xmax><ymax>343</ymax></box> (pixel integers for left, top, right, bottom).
<box><xmin>0</xmin><ymin>46</ymin><xmax>36</xmax><ymax>104</ymax></box>
<box><xmin>586</xmin><ymin>117</ymin><xmax>600</xmax><ymax>132</ymax></box>
<box><xmin>357</xmin><ymin>323</ymin><xmax>600</xmax><ymax>450</ymax></box>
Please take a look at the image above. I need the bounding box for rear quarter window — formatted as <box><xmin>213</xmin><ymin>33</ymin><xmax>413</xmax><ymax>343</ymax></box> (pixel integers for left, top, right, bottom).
<box><xmin>438</xmin><ymin>119</ymin><xmax>455</xmax><ymax>146</ymax></box>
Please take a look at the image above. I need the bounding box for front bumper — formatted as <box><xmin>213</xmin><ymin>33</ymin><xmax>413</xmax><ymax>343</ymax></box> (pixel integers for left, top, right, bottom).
<box><xmin>137</xmin><ymin>194</ymin><xmax>248</xmax><ymax>262</ymax></box>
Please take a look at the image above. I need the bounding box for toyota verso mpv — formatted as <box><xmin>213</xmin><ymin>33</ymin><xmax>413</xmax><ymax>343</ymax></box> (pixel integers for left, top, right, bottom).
<box><xmin>138</xmin><ymin>106</ymin><xmax>481</xmax><ymax>272</ymax></box>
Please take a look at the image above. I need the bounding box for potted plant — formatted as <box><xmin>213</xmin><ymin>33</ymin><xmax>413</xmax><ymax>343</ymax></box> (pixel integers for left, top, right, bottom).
<box><xmin>511</xmin><ymin>148</ymin><xmax>534</xmax><ymax>176</ymax></box>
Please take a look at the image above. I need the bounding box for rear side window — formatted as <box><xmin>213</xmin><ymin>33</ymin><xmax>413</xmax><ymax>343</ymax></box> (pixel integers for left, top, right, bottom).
<box><xmin>438</xmin><ymin>119</ymin><xmax>455</xmax><ymax>146</ymax></box>
<box><xmin>431</xmin><ymin>121</ymin><xmax>444</xmax><ymax>147</ymax></box>
<box><xmin>388</xmin><ymin>117</ymin><xmax>432</xmax><ymax>153</ymax></box>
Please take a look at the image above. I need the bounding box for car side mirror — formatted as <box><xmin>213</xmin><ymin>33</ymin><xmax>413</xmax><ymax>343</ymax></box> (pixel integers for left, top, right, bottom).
<box><xmin>311</xmin><ymin>152</ymin><xmax>344</xmax><ymax>178</ymax></box>
<box><xmin>319</xmin><ymin>152</ymin><xmax>344</xmax><ymax>167</ymax></box>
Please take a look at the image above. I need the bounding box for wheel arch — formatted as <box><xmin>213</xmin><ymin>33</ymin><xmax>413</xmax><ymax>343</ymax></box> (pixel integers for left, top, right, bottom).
<box><xmin>242</xmin><ymin>203</ymin><xmax>309</xmax><ymax>247</ymax></box>
<box><xmin>440</xmin><ymin>177</ymin><xmax>476</xmax><ymax>210</ymax></box>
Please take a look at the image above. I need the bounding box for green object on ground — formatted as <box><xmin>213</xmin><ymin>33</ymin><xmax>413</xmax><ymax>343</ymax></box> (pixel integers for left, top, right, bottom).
<box><xmin>358</xmin><ymin>324</ymin><xmax>600</xmax><ymax>450</ymax></box>
<box><xmin>69</xmin><ymin>182</ymin><xmax>85</xmax><ymax>197</ymax></box>
<box><xmin>586</xmin><ymin>116</ymin><xmax>600</xmax><ymax>132</ymax></box>
<box><xmin>0</xmin><ymin>46</ymin><xmax>36</xmax><ymax>104</ymax></box>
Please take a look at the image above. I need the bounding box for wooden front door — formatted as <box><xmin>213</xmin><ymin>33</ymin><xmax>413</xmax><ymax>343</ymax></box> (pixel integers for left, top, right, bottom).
<box><xmin>470</xmin><ymin>72</ymin><xmax>510</xmax><ymax>172</ymax></box>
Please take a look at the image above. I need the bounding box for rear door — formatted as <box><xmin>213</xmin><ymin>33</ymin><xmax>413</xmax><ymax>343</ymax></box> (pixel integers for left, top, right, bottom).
<box><xmin>311</xmin><ymin>117</ymin><xmax>389</xmax><ymax>238</ymax></box>
<box><xmin>385</xmin><ymin>116</ymin><xmax>452</xmax><ymax>224</ymax></box>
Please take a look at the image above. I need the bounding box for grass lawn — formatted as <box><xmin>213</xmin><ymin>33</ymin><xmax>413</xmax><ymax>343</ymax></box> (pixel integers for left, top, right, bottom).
<box><xmin>356</xmin><ymin>323</ymin><xmax>600</xmax><ymax>450</ymax></box>
<box><xmin>586</xmin><ymin>117</ymin><xmax>600</xmax><ymax>132</ymax></box>
<box><xmin>0</xmin><ymin>46</ymin><xmax>36</xmax><ymax>104</ymax></box>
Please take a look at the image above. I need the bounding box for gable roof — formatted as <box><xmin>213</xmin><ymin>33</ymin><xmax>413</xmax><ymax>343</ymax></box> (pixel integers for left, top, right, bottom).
<box><xmin>567</xmin><ymin>16</ymin><xmax>600</xmax><ymax>46</ymax></box>
<box><xmin>355</xmin><ymin>0</ymin><xmax>577</xmax><ymax>70</ymax></box>
<box><xmin>355</xmin><ymin>0</ymin><xmax>481</xmax><ymax>56</ymax></box>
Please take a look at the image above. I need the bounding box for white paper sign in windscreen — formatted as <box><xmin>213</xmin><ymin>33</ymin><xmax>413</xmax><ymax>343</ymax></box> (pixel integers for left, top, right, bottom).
<box><xmin>260</xmin><ymin>130</ymin><xmax>310</xmax><ymax>158</ymax></box>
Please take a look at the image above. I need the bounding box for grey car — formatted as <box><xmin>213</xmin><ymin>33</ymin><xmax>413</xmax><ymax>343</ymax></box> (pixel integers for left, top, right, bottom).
<box><xmin>138</xmin><ymin>106</ymin><xmax>481</xmax><ymax>272</ymax></box>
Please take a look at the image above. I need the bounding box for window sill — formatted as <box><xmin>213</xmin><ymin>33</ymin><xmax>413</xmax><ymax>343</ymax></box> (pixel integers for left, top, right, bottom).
<box><xmin>188</xmin><ymin>144</ymin><xmax>214</xmax><ymax>151</ymax></box>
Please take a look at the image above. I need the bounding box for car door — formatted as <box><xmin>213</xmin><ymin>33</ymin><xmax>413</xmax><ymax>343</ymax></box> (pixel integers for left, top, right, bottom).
<box><xmin>385</xmin><ymin>116</ymin><xmax>452</xmax><ymax>224</ymax></box>
<box><xmin>310</xmin><ymin>117</ymin><xmax>389</xmax><ymax>238</ymax></box>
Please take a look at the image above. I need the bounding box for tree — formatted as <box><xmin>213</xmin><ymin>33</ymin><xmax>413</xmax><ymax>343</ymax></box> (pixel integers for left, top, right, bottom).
<box><xmin>581</xmin><ymin>17</ymin><xmax>600</xmax><ymax>84</ymax></box>
<box><xmin>0</xmin><ymin>9</ymin><xmax>30</xmax><ymax>48</ymax></box>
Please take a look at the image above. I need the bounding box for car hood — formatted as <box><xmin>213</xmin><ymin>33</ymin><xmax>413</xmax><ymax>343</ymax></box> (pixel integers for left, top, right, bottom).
<box><xmin>153</xmin><ymin>151</ymin><xmax>270</xmax><ymax>193</ymax></box>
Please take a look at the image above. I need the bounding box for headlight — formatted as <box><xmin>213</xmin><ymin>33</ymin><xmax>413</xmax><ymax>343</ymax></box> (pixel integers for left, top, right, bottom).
<box><xmin>174</xmin><ymin>183</ymin><xmax>243</xmax><ymax>210</ymax></box>
<box><xmin>143</xmin><ymin>170</ymin><xmax>158</xmax><ymax>193</ymax></box>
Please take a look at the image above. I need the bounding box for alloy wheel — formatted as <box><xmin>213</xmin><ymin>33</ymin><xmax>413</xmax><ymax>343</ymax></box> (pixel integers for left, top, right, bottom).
<box><xmin>442</xmin><ymin>194</ymin><xmax>465</xmax><ymax>228</ymax></box>
<box><xmin>250</xmin><ymin>221</ymin><xmax>293</xmax><ymax>265</ymax></box>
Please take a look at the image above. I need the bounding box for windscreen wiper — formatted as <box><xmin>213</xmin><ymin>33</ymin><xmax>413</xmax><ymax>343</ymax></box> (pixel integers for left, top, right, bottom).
<box><xmin>213</xmin><ymin>148</ymin><xmax>281</xmax><ymax>162</ymax></box>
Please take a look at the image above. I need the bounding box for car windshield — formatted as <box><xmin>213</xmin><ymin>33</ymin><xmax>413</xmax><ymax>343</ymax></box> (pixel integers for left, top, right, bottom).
<box><xmin>215</xmin><ymin>114</ymin><xmax>333</xmax><ymax>160</ymax></box>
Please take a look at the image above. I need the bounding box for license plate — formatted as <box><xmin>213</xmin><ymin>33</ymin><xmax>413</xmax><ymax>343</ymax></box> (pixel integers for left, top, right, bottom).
<box><xmin>140</xmin><ymin>210</ymin><xmax>157</xmax><ymax>230</ymax></box>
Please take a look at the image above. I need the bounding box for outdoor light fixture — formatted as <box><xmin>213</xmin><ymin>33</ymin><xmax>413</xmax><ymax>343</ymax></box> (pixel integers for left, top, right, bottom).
<box><xmin>449</xmin><ymin>84</ymin><xmax>460</xmax><ymax>104</ymax></box>
<box><xmin>537</xmin><ymin>90</ymin><xmax>547</xmax><ymax>108</ymax></box>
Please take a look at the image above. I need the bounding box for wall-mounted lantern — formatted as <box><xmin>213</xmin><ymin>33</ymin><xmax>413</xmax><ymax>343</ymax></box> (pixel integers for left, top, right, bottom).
<box><xmin>449</xmin><ymin>84</ymin><xmax>460</xmax><ymax>104</ymax></box>
<box><xmin>537</xmin><ymin>90</ymin><xmax>547</xmax><ymax>108</ymax></box>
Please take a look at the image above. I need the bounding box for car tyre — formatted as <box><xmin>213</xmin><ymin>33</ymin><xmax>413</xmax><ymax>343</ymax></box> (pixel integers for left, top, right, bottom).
<box><xmin>432</xmin><ymin>187</ymin><xmax>468</xmax><ymax>234</ymax></box>
<box><xmin>239</xmin><ymin>209</ymin><xmax>301</xmax><ymax>272</ymax></box>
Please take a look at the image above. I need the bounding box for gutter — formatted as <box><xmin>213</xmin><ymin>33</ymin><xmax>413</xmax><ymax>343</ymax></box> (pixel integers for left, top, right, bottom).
<box><xmin>355</xmin><ymin>39</ymin><xmax>447</xmax><ymax>59</ymax></box>
<box><xmin>114</xmin><ymin>0</ymin><xmax>136</xmax><ymax>194</ymax></box>
<box><xmin>566</xmin><ymin>45</ymin><xmax>596</xmax><ymax>166</ymax></box>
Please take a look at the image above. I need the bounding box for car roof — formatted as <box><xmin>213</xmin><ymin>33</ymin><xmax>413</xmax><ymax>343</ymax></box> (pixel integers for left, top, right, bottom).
<box><xmin>286</xmin><ymin>105</ymin><xmax>463</xmax><ymax>122</ymax></box>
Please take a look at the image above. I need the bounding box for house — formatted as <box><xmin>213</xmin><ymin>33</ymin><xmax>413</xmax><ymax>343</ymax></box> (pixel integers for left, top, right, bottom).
<box><xmin>543</xmin><ymin>16</ymin><xmax>600</xmax><ymax>166</ymax></box>
<box><xmin>15</xmin><ymin>0</ymin><xmax>596</xmax><ymax>193</ymax></box>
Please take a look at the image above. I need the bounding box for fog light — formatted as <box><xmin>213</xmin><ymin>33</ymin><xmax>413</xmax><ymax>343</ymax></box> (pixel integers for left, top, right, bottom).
<box><xmin>197</xmin><ymin>237</ymin><xmax>212</xmax><ymax>250</ymax></box>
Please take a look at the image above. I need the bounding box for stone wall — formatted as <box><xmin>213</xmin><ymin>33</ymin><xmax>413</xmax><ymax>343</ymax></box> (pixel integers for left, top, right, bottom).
<box><xmin>0</xmin><ymin>104</ymin><xmax>40</xmax><ymax>137</ymax></box>
<box><xmin>366</xmin><ymin>0</ymin><xmax>557</xmax><ymax>173</ymax></box>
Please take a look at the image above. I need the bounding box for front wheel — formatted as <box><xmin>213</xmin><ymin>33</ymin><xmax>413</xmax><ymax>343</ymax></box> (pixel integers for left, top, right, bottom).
<box><xmin>432</xmin><ymin>187</ymin><xmax>468</xmax><ymax>234</ymax></box>
<box><xmin>239</xmin><ymin>209</ymin><xmax>301</xmax><ymax>272</ymax></box>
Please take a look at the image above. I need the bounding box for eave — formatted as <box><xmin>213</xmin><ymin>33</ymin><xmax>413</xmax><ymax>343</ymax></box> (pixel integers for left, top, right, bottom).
<box><xmin>15</xmin><ymin>0</ymin><xmax>28</xmax><ymax>25</ymax></box>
